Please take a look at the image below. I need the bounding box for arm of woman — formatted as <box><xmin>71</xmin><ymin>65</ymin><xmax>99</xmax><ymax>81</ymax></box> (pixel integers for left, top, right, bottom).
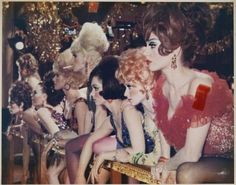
<box><xmin>122</xmin><ymin>106</ymin><xmax>145</xmax><ymax>154</ymax></box>
<box><xmin>37</xmin><ymin>107</ymin><xmax>60</xmax><ymax>135</ymax></box>
<box><xmin>23</xmin><ymin>108</ymin><xmax>43</xmax><ymax>135</ymax></box>
<box><xmin>94</xmin><ymin>106</ymin><xmax>108</xmax><ymax>130</ymax></box>
<box><xmin>159</xmin><ymin>130</ymin><xmax>171</xmax><ymax>158</ymax></box>
<box><xmin>75</xmin><ymin>118</ymin><xmax>113</xmax><ymax>184</ymax></box>
<box><xmin>166</xmin><ymin>121</ymin><xmax>210</xmax><ymax>170</ymax></box>
<box><xmin>83</xmin><ymin>111</ymin><xmax>93</xmax><ymax>134</ymax></box>
<box><xmin>74</xmin><ymin>101</ymin><xmax>89</xmax><ymax>135</ymax></box>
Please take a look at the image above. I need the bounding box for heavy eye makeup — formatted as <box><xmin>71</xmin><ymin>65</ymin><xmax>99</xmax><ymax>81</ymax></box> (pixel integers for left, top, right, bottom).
<box><xmin>126</xmin><ymin>84</ymin><xmax>136</xmax><ymax>89</ymax></box>
<box><xmin>92</xmin><ymin>84</ymin><xmax>100</xmax><ymax>91</ymax></box>
<box><xmin>146</xmin><ymin>39</ymin><xmax>161</xmax><ymax>49</ymax></box>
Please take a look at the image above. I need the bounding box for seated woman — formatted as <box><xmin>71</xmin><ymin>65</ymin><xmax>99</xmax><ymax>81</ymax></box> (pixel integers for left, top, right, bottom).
<box><xmin>143</xmin><ymin>3</ymin><xmax>233</xmax><ymax>183</ymax></box>
<box><xmin>8</xmin><ymin>81</ymin><xmax>43</xmax><ymax>135</ymax></box>
<box><xmin>53</xmin><ymin>48</ymin><xmax>89</xmax><ymax>135</ymax></box>
<box><xmin>65</xmin><ymin>22</ymin><xmax>111</xmax><ymax>184</ymax></box>
<box><xmin>117</xmin><ymin>48</ymin><xmax>161</xmax><ymax>166</ymax></box>
<box><xmin>33</xmin><ymin>82</ymin><xmax>66</xmax><ymax>137</ymax></box>
<box><xmin>16</xmin><ymin>53</ymin><xmax>41</xmax><ymax>91</ymax></box>
<box><xmin>8</xmin><ymin>81</ymin><xmax>43</xmax><ymax>183</ymax></box>
<box><xmin>75</xmin><ymin>56</ymin><xmax>155</xmax><ymax>184</ymax></box>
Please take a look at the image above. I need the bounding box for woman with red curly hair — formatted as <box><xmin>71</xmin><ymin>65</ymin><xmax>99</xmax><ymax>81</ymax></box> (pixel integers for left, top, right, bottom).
<box><xmin>117</xmin><ymin>48</ymin><xmax>161</xmax><ymax>166</ymax></box>
<box><xmin>143</xmin><ymin>3</ymin><xmax>233</xmax><ymax>183</ymax></box>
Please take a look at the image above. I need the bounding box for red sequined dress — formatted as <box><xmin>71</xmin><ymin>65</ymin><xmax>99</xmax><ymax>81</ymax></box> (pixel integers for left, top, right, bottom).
<box><xmin>153</xmin><ymin>70</ymin><xmax>233</xmax><ymax>157</ymax></box>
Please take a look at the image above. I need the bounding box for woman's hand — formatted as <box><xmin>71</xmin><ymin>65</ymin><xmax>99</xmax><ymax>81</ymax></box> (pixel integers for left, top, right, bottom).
<box><xmin>90</xmin><ymin>154</ymin><xmax>105</xmax><ymax>184</ymax></box>
<box><xmin>75</xmin><ymin>175</ymin><xmax>87</xmax><ymax>184</ymax></box>
<box><xmin>151</xmin><ymin>161</ymin><xmax>167</xmax><ymax>180</ymax></box>
<box><xmin>151</xmin><ymin>162</ymin><xmax>176</xmax><ymax>184</ymax></box>
<box><xmin>116</xmin><ymin>149</ymin><xmax>130</xmax><ymax>163</ymax></box>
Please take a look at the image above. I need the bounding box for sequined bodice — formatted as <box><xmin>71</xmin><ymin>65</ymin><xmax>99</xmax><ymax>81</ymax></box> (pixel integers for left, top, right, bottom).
<box><xmin>153</xmin><ymin>70</ymin><xmax>233</xmax><ymax>157</ymax></box>
<box><xmin>109</xmin><ymin>111</ymin><xmax>155</xmax><ymax>153</ymax></box>
<box><xmin>51</xmin><ymin>111</ymin><xmax>69</xmax><ymax>130</ymax></box>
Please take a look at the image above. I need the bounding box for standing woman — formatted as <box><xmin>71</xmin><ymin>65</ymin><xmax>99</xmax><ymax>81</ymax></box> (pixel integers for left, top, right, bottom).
<box><xmin>143</xmin><ymin>3</ymin><xmax>233</xmax><ymax>183</ymax></box>
<box><xmin>53</xmin><ymin>48</ymin><xmax>88</xmax><ymax>135</ymax></box>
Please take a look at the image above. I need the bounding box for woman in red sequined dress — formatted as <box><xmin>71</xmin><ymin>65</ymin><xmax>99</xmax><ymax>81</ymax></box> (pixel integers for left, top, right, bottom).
<box><xmin>143</xmin><ymin>3</ymin><xmax>233</xmax><ymax>183</ymax></box>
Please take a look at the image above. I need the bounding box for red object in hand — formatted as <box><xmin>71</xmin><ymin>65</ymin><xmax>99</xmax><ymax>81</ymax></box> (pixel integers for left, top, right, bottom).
<box><xmin>192</xmin><ymin>84</ymin><xmax>211</xmax><ymax>111</ymax></box>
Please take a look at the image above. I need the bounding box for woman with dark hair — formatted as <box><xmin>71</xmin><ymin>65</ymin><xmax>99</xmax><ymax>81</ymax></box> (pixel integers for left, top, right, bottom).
<box><xmin>8</xmin><ymin>81</ymin><xmax>43</xmax><ymax>135</ymax></box>
<box><xmin>143</xmin><ymin>3</ymin><xmax>233</xmax><ymax>183</ymax></box>
<box><xmin>75</xmin><ymin>56</ymin><xmax>155</xmax><ymax>184</ymax></box>
<box><xmin>8</xmin><ymin>81</ymin><xmax>43</xmax><ymax>184</ymax></box>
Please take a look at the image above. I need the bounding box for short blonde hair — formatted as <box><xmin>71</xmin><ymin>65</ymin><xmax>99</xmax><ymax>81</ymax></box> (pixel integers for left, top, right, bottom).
<box><xmin>70</xmin><ymin>22</ymin><xmax>109</xmax><ymax>74</ymax></box>
<box><xmin>16</xmin><ymin>53</ymin><xmax>38</xmax><ymax>76</ymax></box>
<box><xmin>53</xmin><ymin>49</ymin><xmax>86</xmax><ymax>89</ymax></box>
<box><xmin>117</xmin><ymin>48</ymin><xmax>154</xmax><ymax>91</ymax></box>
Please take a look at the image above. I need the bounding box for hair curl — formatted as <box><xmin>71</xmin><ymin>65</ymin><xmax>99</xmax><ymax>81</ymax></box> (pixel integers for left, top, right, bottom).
<box><xmin>16</xmin><ymin>53</ymin><xmax>39</xmax><ymax>76</ymax></box>
<box><xmin>143</xmin><ymin>2</ymin><xmax>211</xmax><ymax>64</ymax></box>
<box><xmin>53</xmin><ymin>49</ymin><xmax>87</xmax><ymax>89</ymax></box>
<box><xmin>9</xmin><ymin>81</ymin><xmax>33</xmax><ymax>111</ymax></box>
<box><xmin>117</xmin><ymin>48</ymin><xmax>155</xmax><ymax>91</ymax></box>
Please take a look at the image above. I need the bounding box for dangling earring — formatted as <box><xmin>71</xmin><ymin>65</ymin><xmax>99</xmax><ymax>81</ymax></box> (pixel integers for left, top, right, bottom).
<box><xmin>145</xmin><ymin>89</ymin><xmax>149</xmax><ymax>100</ymax></box>
<box><xmin>64</xmin><ymin>83</ymin><xmax>70</xmax><ymax>91</ymax></box>
<box><xmin>171</xmin><ymin>54</ymin><xmax>177</xmax><ymax>69</ymax></box>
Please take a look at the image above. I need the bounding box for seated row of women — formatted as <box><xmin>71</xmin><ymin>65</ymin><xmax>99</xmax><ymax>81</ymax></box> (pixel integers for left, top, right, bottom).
<box><xmin>7</xmin><ymin>3</ymin><xmax>233</xmax><ymax>184</ymax></box>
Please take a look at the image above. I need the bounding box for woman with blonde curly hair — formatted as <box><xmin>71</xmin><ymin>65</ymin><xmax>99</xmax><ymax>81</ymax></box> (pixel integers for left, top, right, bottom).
<box><xmin>53</xmin><ymin>48</ymin><xmax>88</xmax><ymax>135</ymax></box>
<box><xmin>70</xmin><ymin>22</ymin><xmax>109</xmax><ymax>77</ymax></box>
<box><xmin>16</xmin><ymin>53</ymin><xmax>41</xmax><ymax>90</ymax></box>
<box><xmin>117</xmin><ymin>48</ymin><xmax>161</xmax><ymax>166</ymax></box>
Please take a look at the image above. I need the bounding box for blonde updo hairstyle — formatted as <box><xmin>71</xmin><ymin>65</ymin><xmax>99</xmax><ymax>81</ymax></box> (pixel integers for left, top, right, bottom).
<box><xmin>117</xmin><ymin>48</ymin><xmax>155</xmax><ymax>92</ymax></box>
<box><xmin>16</xmin><ymin>53</ymin><xmax>39</xmax><ymax>77</ymax></box>
<box><xmin>70</xmin><ymin>22</ymin><xmax>110</xmax><ymax>74</ymax></box>
<box><xmin>53</xmin><ymin>49</ymin><xmax>87</xmax><ymax>89</ymax></box>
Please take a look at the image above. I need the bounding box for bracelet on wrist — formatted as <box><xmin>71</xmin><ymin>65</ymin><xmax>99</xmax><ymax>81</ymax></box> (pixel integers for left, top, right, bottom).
<box><xmin>158</xmin><ymin>156</ymin><xmax>169</xmax><ymax>163</ymax></box>
<box><xmin>131</xmin><ymin>152</ymin><xmax>144</xmax><ymax>164</ymax></box>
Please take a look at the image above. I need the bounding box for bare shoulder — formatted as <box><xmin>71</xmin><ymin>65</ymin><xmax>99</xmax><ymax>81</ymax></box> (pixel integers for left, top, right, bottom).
<box><xmin>122</xmin><ymin>100</ymin><xmax>136</xmax><ymax>114</ymax></box>
<box><xmin>24</xmin><ymin>107</ymin><xmax>35</xmax><ymax>116</ymax></box>
<box><xmin>75</xmin><ymin>98</ymin><xmax>88</xmax><ymax>109</ymax></box>
<box><xmin>189</xmin><ymin>71</ymin><xmax>213</xmax><ymax>96</ymax></box>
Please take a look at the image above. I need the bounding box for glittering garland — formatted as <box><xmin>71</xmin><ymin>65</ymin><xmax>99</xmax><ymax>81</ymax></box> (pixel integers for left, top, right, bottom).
<box><xmin>11</xmin><ymin>2</ymin><xmax>233</xmax><ymax>62</ymax></box>
<box><xmin>200</xmin><ymin>34</ymin><xmax>232</xmax><ymax>56</ymax></box>
<box><xmin>101</xmin><ymin>3</ymin><xmax>143</xmax><ymax>54</ymax></box>
<box><xmin>23</xmin><ymin>2</ymin><xmax>63</xmax><ymax>62</ymax></box>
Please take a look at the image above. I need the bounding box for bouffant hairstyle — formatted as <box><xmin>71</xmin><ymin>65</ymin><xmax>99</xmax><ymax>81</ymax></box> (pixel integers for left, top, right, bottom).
<box><xmin>43</xmin><ymin>71</ymin><xmax>65</xmax><ymax>106</ymax></box>
<box><xmin>89</xmin><ymin>56</ymin><xmax>126</xmax><ymax>100</ymax></box>
<box><xmin>16</xmin><ymin>53</ymin><xmax>39</xmax><ymax>76</ymax></box>
<box><xmin>117</xmin><ymin>48</ymin><xmax>155</xmax><ymax>91</ymax></box>
<box><xmin>53</xmin><ymin>49</ymin><xmax>87</xmax><ymax>89</ymax></box>
<box><xmin>143</xmin><ymin>3</ymin><xmax>211</xmax><ymax>64</ymax></box>
<box><xmin>70</xmin><ymin>22</ymin><xmax>110</xmax><ymax>74</ymax></box>
<box><xmin>9</xmin><ymin>81</ymin><xmax>32</xmax><ymax>111</ymax></box>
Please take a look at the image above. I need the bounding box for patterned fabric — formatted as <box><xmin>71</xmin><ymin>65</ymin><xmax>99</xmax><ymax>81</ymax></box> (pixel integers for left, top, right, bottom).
<box><xmin>109</xmin><ymin>111</ymin><xmax>155</xmax><ymax>154</ymax></box>
<box><xmin>153</xmin><ymin>70</ymin><xmax>233</xmax><ymax>157</ymax></box>
<box><xmin>131</xmin><ymin>115</ymin><xmax>161</xmax><ymax>166</ymax></box>
<box><xmin>51</xmin><ymin>110</ymin><xmax>69</xmax><ymax>130</ymax></box>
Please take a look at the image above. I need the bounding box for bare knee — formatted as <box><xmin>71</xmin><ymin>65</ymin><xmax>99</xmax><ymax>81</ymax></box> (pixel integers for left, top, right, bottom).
<box><xmin>177</xmin><ymin>162</ymin><xmax>197</xmax><ymax>184</ymax></box>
